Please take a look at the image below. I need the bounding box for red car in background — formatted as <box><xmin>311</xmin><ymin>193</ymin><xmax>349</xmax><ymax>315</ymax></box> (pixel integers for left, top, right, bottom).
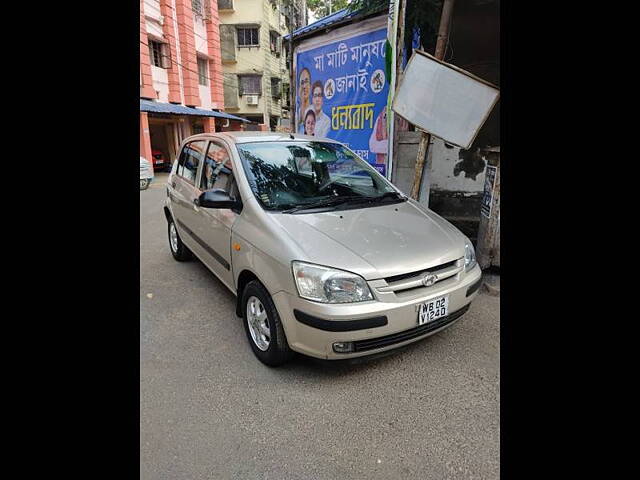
<box><xmin>151</xmin><ymin>149</ymin><xmax>169</xmax><ymax>171</ymax></box>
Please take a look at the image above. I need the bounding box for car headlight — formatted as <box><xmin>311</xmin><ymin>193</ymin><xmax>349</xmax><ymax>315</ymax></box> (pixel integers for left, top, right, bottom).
<box><xmin>292</xmin><ymin>261</ymin><xmax>373</xmax><ymax>303</ymax></box>
<box><xmin>464</xmin><ymin>239</ymin><xmax>477</xmax><ymax>272</ymax></box>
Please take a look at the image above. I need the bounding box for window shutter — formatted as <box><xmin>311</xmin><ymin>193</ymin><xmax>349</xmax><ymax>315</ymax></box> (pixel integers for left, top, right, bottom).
<box><xmin>276</xmin><ymin>37</ymin><xmax>282</xmax><ymax>56</ymax></box>
<box><xmin>161</xmin><ymin>44</ymin><xmax>172</xmax><ymax>69</ymax></box>
<box><xmin>271</xmin><ymin>78</ymin><xmax>281</xmax><ymax>98</ymax></box>
<box><xmin>223</xmin><ymin>74</ymin><xmax>239</xmax><ymax>108</ymax></box>
<box><xmin>219</xmin><ymin>24</ymin><xmax>237</xmax><ymax>62</ymax></box>
<box><xmin>238</xmin><ymin>75</ymin><xmax>245</xmax><ymax>96</ymax></box>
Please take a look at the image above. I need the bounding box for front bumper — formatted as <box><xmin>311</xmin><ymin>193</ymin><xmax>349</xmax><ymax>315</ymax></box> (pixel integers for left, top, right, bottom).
<box><xmin>272</xmin><ymin>264</ymin><xmax>482</xmax><ymax>360</ymax></box>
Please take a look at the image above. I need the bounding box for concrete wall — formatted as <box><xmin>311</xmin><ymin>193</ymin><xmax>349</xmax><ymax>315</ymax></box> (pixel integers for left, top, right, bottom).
<box><xmin>151</xmin><ymin>66</ymin><xmax>169</xmax><ymax>102</ymax></box>
<box><xmin>392</xmin><ymin>133</ymin><xmax>486</xmax><ymax>195</ymax></box>
<box><xmin>428</xmin><ymin>139</ymin><xmax>486</xmax><ymax>193</ymax></box>
<box><xmin>391</xmin><ymin>131</ymin><xmax>488</xmax><ymax>241</ymax></box>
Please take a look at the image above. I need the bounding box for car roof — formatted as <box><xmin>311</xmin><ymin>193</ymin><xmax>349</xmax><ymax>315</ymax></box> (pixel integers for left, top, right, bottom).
<box><xmin>184</xmin><ymin>131</ymin><xmax>343</xmax><ymax>145</ymax></box>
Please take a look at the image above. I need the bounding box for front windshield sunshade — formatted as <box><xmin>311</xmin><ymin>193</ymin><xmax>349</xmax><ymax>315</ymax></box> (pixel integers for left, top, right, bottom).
<box><xmin>236</xmin><ymin>141</ymin><xmax>403</xmax><ymax>212</ymax></box>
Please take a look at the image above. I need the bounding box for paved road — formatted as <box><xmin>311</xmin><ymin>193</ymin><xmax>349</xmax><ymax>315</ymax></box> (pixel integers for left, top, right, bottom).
<box><xmin>140</xmin><ymin>182</ymin><xmax>500</xmax><ymax>480</ymax></box>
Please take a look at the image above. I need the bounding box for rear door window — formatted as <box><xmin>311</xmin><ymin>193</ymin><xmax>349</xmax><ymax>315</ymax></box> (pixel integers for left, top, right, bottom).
<box><xmin>177</xmin><ymin>140</ymin><xmax>206</xmax><ymax>185</ymax></box>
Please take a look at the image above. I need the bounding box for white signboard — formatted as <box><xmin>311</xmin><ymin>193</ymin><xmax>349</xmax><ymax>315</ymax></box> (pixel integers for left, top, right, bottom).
<box><xmin>392</xmin><ymin>50</ymin><xmax>500</xmax><ymax>149</ymax></box>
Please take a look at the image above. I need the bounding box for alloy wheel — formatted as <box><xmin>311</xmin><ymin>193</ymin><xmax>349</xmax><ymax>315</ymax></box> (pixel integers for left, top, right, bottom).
<box><xmin>246</xmin><ymin>296</ymin><xmax>270</xmax><ymax>351</ymax></box>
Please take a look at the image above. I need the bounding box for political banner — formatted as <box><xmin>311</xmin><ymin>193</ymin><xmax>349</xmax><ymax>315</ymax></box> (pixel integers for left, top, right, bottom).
<box><xmin>294</xmin><ymin>23</ymin><xmax>389</xmax><ymax>176</ymax></box>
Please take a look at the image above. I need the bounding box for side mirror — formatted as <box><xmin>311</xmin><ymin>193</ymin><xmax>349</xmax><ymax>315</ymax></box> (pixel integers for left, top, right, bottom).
<box><xmin>198</xmin><ymin>189</ymin><xmax>239</xmax><ymax>209</ymax></box>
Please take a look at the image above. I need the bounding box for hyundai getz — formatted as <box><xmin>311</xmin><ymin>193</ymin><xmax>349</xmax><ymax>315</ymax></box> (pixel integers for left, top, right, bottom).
<box><xmin>164</xmin><ymin>132</ymin><xmax>482</xmax><ymax>366</ymax></box>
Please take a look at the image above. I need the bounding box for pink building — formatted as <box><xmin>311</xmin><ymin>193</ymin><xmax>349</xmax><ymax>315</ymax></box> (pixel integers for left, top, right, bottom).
<box><xmin>140</xmin><ymin>0</ymin><xmax>247</xmax><ymax>167</ymax></box>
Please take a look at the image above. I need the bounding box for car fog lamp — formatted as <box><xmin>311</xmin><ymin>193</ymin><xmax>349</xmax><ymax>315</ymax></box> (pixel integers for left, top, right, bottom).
<box><xmin>332</xmin><ymin>342</ymin><xmax>355</xmax><ymax>353</ymax></box>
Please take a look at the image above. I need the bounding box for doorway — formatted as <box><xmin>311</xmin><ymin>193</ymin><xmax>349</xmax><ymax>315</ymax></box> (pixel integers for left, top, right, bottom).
<box><xmin>148</xmin><ymin>118</ymin><xmax>180</xmax><ymax>170</ymax></box>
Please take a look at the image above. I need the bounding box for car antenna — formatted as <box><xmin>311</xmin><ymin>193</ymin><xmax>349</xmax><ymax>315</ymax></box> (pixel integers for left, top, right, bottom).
<box><xmin>289</xmin><ymin>133</ymin><xmax>295</xmax><ymax>139</ymax></box>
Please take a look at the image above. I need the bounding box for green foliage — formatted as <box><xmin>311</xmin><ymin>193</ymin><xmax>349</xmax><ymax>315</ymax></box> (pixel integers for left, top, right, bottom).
<box><xmin>347</xmin><ymin>0</ymin><xmax>443</xmax><ymax>58</ymax></box>
<box><xmin>307</xmin><ymin>0</ymin><xmax>351</xmax><ymax>19</ymax></box>
<box><xmin>404</xmin><ymin>0</ymin><xmax>442</xmax><ymax>54</ymax></box>
<box><xmin>346</xmin><ymin>0</ymin><xmax>387</xmax><ymax>14</ymax></box>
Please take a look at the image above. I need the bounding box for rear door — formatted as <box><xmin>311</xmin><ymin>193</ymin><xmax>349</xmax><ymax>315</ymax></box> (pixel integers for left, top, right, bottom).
<box><xmin>169</xmin><ymin>140</ymin><xmax>206</xmax><ymax>252</ymax></box>
<box><xmin>193</xmin><ymin>140</ymin><xmax>240</xmax><ymax>289</ymax></box>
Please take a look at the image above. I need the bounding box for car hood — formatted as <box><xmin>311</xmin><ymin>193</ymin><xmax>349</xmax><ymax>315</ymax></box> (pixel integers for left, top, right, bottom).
<box><xmin>270</xmin><ymin>200</ymin><xmax>466</xmax><ymax>280</ymax></box>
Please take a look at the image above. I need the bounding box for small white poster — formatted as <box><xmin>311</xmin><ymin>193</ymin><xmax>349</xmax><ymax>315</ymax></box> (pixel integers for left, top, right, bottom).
<box><xmin>392</xmin><ymin>50</ymin><xmax>500</xmax><ymax>149</ymax></box>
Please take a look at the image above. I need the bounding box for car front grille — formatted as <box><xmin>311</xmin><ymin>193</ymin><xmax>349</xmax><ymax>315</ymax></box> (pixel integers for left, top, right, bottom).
<box><xmin>384</xmin><ymin>259</ymin><xmax>459</xmax><ymax>284</ymax></box>
<box><xmin>375</xmin><ymin>258</ymin><xmax>464</xmax><ymax>296</ymax></box>
<box><xmin>352</xmin><ymin>304</ymin><xmax>470</xmax><ymax>352</ymax></box>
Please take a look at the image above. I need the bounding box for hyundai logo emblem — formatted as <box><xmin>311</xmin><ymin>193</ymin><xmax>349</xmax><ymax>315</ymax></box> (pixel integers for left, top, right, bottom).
<box><xmin>422</xmin><ymin>273</ymin><xmax>437</xmax><ymax>287</ymax></box>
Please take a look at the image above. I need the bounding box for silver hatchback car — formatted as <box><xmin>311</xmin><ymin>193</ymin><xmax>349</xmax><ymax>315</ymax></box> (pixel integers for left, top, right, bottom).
<box><xmin>164</xmin><ymin>132</ymin><xmax>482</xmax><ymax>366</ymax></box>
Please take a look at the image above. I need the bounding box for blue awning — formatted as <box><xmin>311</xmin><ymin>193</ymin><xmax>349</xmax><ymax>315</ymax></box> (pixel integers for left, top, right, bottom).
<box><xmin>140</xmin><ymin>99</ymin><xmax>250</xmax><ymax>123</ymax></box>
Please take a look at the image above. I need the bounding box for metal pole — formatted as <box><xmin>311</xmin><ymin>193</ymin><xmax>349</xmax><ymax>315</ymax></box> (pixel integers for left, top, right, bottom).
<box><xmin>288</xmin><ymin>0</ymin><xmax>295</xmax><ymax>132</ymax></box>
<box><xmin>409</xmin><ymin>0</ymin><xmax>456</xmax><ymax>201</ymax></box>
<box><xmin>386</xmin><ymin>0</ymin><xmax>403</xmax><ymax>181</ymax></box>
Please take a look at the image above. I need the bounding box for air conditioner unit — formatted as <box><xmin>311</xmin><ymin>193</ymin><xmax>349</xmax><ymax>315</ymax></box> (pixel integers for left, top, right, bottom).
<box><xmin>245</xmin><ymin>95</ymin><xmax>259</xmax><ymax>105</ymax></box>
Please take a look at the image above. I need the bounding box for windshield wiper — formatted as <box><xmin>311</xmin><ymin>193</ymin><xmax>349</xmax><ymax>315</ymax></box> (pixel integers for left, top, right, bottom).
<box><xmin>281</xmin><ymin>195</ymin><xmax>364</xmax><ymax>214</ymax></box>
<box><xmin>365</xmin><ymin>191</ymin><xmax>407</xmax><ymax>203</ymax></box>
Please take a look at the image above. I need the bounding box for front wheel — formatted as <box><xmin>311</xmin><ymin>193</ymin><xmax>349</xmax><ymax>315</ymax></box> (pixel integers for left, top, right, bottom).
<box><xmin>241</xmin><ymin>280</ymin><xmax>294</xmax><ymax>367</ymax></box>
<box><xmin>167</xmin><ymin>218</ymin><xmax>192</xmax><ymax>261</ymax></box>
<box><xmin>140</xmin><ymin>178</ymin><xmax>150</xmax><ymax>190</ymax></box>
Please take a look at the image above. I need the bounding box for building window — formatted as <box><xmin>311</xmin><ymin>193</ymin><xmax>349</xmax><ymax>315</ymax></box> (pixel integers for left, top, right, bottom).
<box><xmin>237</xmin><ymin>27</ymin><xmax>259</xmax><ymax>47</ymax></box>
<box><xmin>148</xmin><ymin>39</ymin><xmax>170</xmax><ymax>68</ymax></box>
<box><xmin>192</xmin><ymin>0</ymin><xmax>211</xmax><ymax>19</ymax></box>
<box><xmin>271</xmin><ymin>78</ymin><xmax>281</xmax><ymax>99</ymax></box>
<box><xmin>238</xmin><ymin>75</ymin><xmax>262</xmax><ymax>95</ymax></box>
<box><xmin>270</xmin><ymin>31</ymin><xmax>279</xmax><ymax>54</ymax></box>
<box><xmin>197</xmin><ymin>58</ymin><xmax>208</xmax><ymax>86</ymax></box>
<box><xmin>218</xmin><ymin>0</ymin><xmax>234</xmax><ymax>10</ymax></box>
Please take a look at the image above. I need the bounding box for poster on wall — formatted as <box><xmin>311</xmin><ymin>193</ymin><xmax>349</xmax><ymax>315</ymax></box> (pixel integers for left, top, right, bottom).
<box><xmin>481</xmin><ymin>165</ymin><xmax>497</xmax><ymax>218</ymax></box>
<box><xmin>294</xmin><ymin>21</ymin><xmax>389</xmax><ymax>176</ymax></box>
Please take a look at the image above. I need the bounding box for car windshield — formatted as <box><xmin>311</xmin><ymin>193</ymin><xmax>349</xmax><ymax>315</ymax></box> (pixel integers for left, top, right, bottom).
<box><xmin>236</xmin><ymin>141</ymin><xmax>404</xmax><ymax>213</ymax></box>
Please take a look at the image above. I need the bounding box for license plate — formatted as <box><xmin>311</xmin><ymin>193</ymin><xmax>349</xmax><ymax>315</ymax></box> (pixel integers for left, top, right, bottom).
<box><xmin>418</xmin><ymin>295</ymin><xmax>449</xmax><ymax>325</ymax></box>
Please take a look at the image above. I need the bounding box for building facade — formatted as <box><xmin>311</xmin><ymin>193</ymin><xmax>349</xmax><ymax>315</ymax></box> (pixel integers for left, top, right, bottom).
<box><xmin>140</xmin><ymin>0</ymin><xmax>247</xmax><ymax>167</ymax></box>
<box><xmin>218</xmin><ymin>0</ymin><xmax>307</xmax><ymax>130</ymax></box>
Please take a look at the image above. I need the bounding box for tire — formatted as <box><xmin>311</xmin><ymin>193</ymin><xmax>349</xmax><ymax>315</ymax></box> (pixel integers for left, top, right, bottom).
<box><xmin>241</xmin><ymin>280</ymin><xmax>294</xmax><ymax>367</ymax></box>
<box><xmin>140</xmin><ymin>178</ymin><xmax>150</xmax><ymax>190</ymax></box>
<box><xmin>167</xmin><ymin>217</ymin><xmax>192</xmax><ymax>261</ymax></box>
